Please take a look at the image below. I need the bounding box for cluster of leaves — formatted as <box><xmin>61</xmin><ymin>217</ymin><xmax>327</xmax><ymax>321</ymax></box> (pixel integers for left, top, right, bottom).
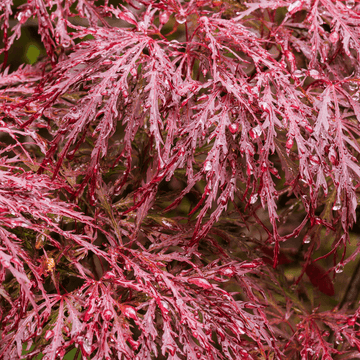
<box><xmin>1</xmin><ymin>0</ymin><xmax>360</xmax><ymax>359</ymax></box>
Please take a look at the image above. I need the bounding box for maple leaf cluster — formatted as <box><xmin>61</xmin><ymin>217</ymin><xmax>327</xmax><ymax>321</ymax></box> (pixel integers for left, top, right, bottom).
<box><xmin>1</xmin><ymin>0</ymin><xmax>360</xmax><ymax>359</ymax></box>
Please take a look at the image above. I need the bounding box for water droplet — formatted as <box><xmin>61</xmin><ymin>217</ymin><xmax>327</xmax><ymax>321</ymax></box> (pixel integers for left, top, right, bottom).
<box><xmin>17</xmin><ymin>9</ymin><xmax>32</xmax><ymax>24</ymax></box>
<box><xmin>288</xmin><ymin>0</ymin><xmax>301</xmax><ymax>13</ymax></box>
<box><xmin>122</xmin><ymin>305</ymin><xmax>137</xmax><ymax>320</ymax></box>
<box><xmin>346</xmin><ymin>0</ymin><xmax>355</xmax><ymax>9</ymax></box>
<box><xmin>162</xmin><ymin>220</ymin><xmax>173</xmax><ymax>228</ymax></box>
<box><xmin>309</xmin><ymin>69</ymin><xmax>320</xmax><ymax>79</ymax></box>
<box><xmin>349</xmin><ymin>82</ymin><xmax>359</xmax><ymax>92</ymax></box>
<box><xmin>122</xmin><ymin>90</ymin><xmax>128</xmax><ymax>98</ymax></box>
<box><xmin>306</xmin><ymin>347</ymin><xmax>315</xmax><ymax>355</ymax></box>
<box><xmin>250</xmin><ymin>194</ymin><xmax>258</xmax><ymax>204</ymax></box>
<box><xmin>175</xmin><ymin>14</ymin><xmax>186</xmax><ymax>24</ymax></box>
<box><xmin>130</xmin><ymin>68</ymin><xmax>137</xmax><ymax>77</ymax></box>
<box><xmin>204</xmin><ymin>161</ymin><xmax>212</xmax><ymax>172</ymax></box>
<box><xmin>286</xmin><ymin>137</ymin><xmax>294</xmax><ymax>149</ymax></box>
<box><xmin>159</xmin><ymin>12</ymin><xmax>170</xmax><ymax>25</ymax></box>
<box><xmin>249</xmin><ymin>125</ymin><xmax>262</xmax><ymax>140</ymax></box>
<box><xmin>303</xmin><ymin>235</ymin><xmax>310</xmax><ymax>244</ymax></box>
<box><xmin>44</xmin><ymin>330</ymin><xmax>54</xmax><ymax>341</ymax></box>
<box><xmin>220</xmin><ymin>267</ymin><xmax>235</xmax><ymax>277</ymax></box>
<box><xmin>335</xmin><ymin>263</ymin><xmax>344</xmax><ymax>273</ymax></box>
<box><xmin>137</xmin><ymin>21</ymin><xmax>147</xmax><ymax>32</ymax></box>
<box><xmin>259</xmin><ymin>102</ymin><xmax>271</xmax><ymax>113</ymax></box>
<box><xmin>332</xmin><ymin>201</ymin><xmax>341</xmax><ymax>211</ymax></box>
<box><xmin>352</xmin><ymin>91</ymin><xmax>360</xmax><ymax>101</ymax></box>
<box><xmin>56</xmin><ymin>349</ymin><xmax>66</xmax><ymax>358</ymax></box>
<box><xmin>309</xmin><ymin>155</ymin><xmax>320</xmax><ymax>166</ymax></box>
<box><xmin>188</xmin><ymin>277</ymin><xmax>212</xmax><ymax>289</ymax></box>
<box><xmin>229</xmin><ymin>123</ymin><xmax>238</xmax><ymax>134</ymax></box>
<box><xmin>159</xmin><ymin>299</ymin><xmax>169</xmax><ymax>312</ymax></box>
<box><xmin>293</xmin><ymin>70</ymin><xmax>303</xmax><ymax>78</ymax></box>
<box><xmin>197</xmin><ymin>94</ymin><xmax>208</xmax><ymax>102</ymax></box>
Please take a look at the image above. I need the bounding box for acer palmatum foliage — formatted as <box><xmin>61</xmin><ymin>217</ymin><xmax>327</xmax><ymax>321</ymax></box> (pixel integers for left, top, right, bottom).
<box><xmin>1</xmin><ymin>0</ymin><xmax>360</xmax><ymax>359</ymax></box>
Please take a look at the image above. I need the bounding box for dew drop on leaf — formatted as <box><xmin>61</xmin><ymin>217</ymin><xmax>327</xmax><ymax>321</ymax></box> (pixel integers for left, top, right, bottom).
<box><xmin>250</xmin><ymin>194</ymin><xmax>258</xmax><ymax>204</ymax></box>
<box><xmin>247</xmin><ymin>163</ymin><xmax>253</xmax><ymax>175</ymax></box>
<box><xmin>56</xmin><ymin>349</ymin><xmax>66</xmax><ymax>358</ymax></box>
<box><xmin>309</xmin><ymin>69</ymin><xmax>320</xmax><ymax>79</ymax></box>
<box><xmin>346</xmin><ymin>0</ymin><xmax>355</xmax><ymax>9</ymax></box>
<box><xmin>309</xmin><ymin>155</ymin><xmax>320</xmax><ymax>166</ymax></box>
<box><xmin>335</xmin><ymin>263</ymin><xmax>344</xmax><ymax>273</ymax></box>
<box><xmin>188</xmin><ymin>277</ymin><xmax>212</xmax><ymax>289</ymax></box>
<box><xmin>286</xmin><ymin>137</ymin><xmax>294</xmax><ymax>149</ymax></box>
<box><xmin>241</xmin><ymin>261</ymin><xmax>260</xmax><ymax>269</ymax></box>
<box><xmin>259</xmin><ymin>102</ymin><xmax>271</xmax><ymax>113</ymax></box>
<box><xmin>249</xmin><ymin>125</ymin><xmax>262</xmax><ymax>140</ymax></box>
<box><xmin>229</xmin><ymin>123</ymin><xmax>238</xmax><ymax>134</ymax></box>
<box><xmin>220</xmin><ymin>267</ymin><xmax>235</xmax><ymax>277</ymax></box>
<box><xmin>204</xmin><ymin>161</ymin><xmax>212</xmax><ymax>172</ymax></box>
<box><xmin>44</xmin><ymin>330</ymin><xmax>54</xmax><ymax>341</ymax></box>
<box><xmin>293</xmin><ymin>70</ymin><xmax>303</xmax><ymax>78</ymax></box>
<box><xmin>332</xmin><ymin>201</ymin><xmax>341</xmax><ymax>211</ymax></box>
<box><xmin>288</xmin><ymin>0</ymin><xmax>301</xmax><ymax>13</ymax></box>
<box><xmin>197</xmin><ymin>94</ymin><xmax>208</xmax><ymax>102</ymax></box>
<box><xmin>162</xmin><ymin>220</ymin><xmax>173</xmax><ymax>228</ymax></box>
<box><xmin>122</xmin><ymin>305</ymin><xmax>137</xmax><ymax>320</ymax></box>
<box><xmin>175</xmin><ymin>14</ymin><xmax>186</xmax><ymax>24</ymax></box>
<box><xmin>159</xmin><ymin>12</ymin><xmax>170</xmax><ymax>25</ymax></box>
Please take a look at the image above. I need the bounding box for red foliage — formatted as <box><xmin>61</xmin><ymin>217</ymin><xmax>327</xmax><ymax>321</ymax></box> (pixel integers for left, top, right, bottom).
<box><xmin>305</xmin><ymin>262</ymin><xmax>335</xmax><ymax>297</ymax></box>
<box><xmin>1</xmin><ymin>0</ymin><xmax>360</xmax><ymax>359</ymax></box>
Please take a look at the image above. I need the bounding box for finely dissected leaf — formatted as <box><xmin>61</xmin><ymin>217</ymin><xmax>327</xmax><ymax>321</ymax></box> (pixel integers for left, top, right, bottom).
<box><xmin>1</xmin><ymin>0</ymin><xmax>360</xmax><ymax>359</ymax></box>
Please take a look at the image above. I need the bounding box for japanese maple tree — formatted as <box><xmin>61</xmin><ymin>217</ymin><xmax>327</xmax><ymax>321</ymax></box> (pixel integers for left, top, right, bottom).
<box><xmin>1</xmin><ymin>0</ymin><xmax>360</xmax><ymax>359</ymax></box>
